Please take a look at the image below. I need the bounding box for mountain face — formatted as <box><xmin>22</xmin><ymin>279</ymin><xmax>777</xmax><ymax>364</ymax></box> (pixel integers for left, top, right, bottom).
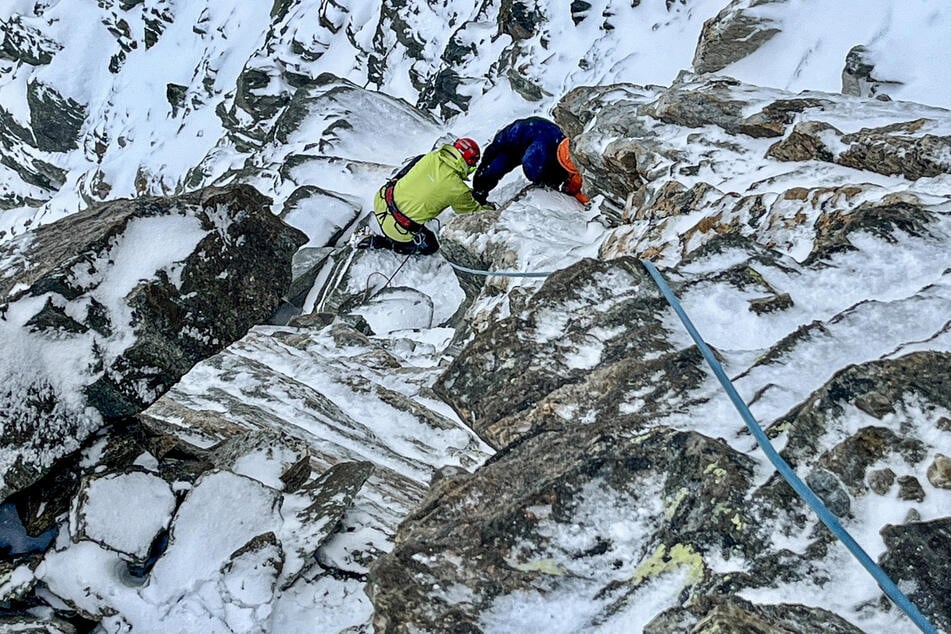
<box><xmin>1</xmin><ymin>1</ymin><xmax>950</xmax><ymax>633</ymax></box>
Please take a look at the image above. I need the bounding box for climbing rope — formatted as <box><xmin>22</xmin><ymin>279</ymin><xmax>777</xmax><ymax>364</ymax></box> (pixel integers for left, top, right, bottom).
<box><xmin>639</xmin><ymin>259</ymin><xmax>939</xmax><ymax>634</ymax></box>
<box><xmin>444</xmin><ymin>259</ymin><xmax>555</xmax><ymax>278</ymax></box>
<box><xmin>363</xmin><ymin>252</ymin><xmax>413</xmax><ymax>302</ymax></box>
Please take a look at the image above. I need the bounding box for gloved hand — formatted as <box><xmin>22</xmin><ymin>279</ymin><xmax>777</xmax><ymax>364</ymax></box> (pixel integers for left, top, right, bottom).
<box><xmin>473</xmin><ymin>189</ymin><xmax>489</xmax><ymax>205</ymax></box>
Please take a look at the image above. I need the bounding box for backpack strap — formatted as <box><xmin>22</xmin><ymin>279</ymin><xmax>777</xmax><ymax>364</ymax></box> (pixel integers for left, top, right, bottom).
<box><xmin>380</xmin><ymin>154</ymin><xmax>425</xmax><ymax>232</ymax></box>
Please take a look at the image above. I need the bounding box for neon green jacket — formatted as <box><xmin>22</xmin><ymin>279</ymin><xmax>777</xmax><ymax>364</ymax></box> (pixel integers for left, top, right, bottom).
<box><xmin>373</xmin><ymin>145</ymin><xmax>488</xmax><ymax>242</ymax></box>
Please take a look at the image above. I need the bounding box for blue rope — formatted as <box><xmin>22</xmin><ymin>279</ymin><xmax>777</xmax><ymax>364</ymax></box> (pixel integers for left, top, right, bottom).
<box><xmin>639</xmin><ymin>259</ymin><xmax>938</xmax><ymax>634</ymax></box>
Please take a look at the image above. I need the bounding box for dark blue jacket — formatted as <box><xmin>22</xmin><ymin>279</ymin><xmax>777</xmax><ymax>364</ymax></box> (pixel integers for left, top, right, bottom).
<box><xmin>473</xmin><ymin>117</ymin><xmax>567</xmax><ymax>200</ymax></box>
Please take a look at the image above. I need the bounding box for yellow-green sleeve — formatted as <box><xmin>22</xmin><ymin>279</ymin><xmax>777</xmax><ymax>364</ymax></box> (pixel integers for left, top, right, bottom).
<box><xmin>449</xmin><ymin>181</ymin><xmax>487</xmax><ymax>215</ymax></box>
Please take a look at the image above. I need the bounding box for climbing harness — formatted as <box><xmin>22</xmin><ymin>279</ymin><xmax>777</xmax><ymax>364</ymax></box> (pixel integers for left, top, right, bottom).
<box><xmin>377</xmin><ymin>154</ymin><xmax>424</xmax><ymax>235</ymax></box>
<box><xmin>381</xmin><ymin>184</ymin><xmax>423</xmax><ymax>232</ymax></box>
<box><xmin>639</xmin><ymin>259</ymin><xmax>939</xmax><ymax>634</ymax></box>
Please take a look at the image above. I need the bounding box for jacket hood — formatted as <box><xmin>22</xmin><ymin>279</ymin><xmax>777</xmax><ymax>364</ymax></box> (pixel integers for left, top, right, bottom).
<box><xmin>439</xmin><ymin>145</ymin><xmax>471</xmax><ymax>178</ymax></box>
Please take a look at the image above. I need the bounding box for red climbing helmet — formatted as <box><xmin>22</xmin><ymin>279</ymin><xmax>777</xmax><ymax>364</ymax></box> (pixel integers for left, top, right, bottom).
<box><xmin>453</xmin><ymin>137</ymin><xmax>481</xmax><ymax>167</ymax></box>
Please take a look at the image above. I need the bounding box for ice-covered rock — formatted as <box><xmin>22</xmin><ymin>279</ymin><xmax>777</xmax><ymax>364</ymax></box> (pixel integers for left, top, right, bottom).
<box><xmin>645</xmin><ymin>596</ymin><xmax>864</xmax><ymax>633</ymax></box>
<box><xmin>0</xmin><ymin>184</ymin><xmax>306</xmax><ymax>500</ymax></box>
<box><xmin>2</xmin><ymin>2</ymin><xmax>950</xmax><ymax>632</ymax></box>
<box><xmin>693</xmin><ymin>0</ymin><xmax>783</xmax><ymax>74</ymax></box>
<box><xmin>880</xmin><ymin>519</ymin><xmax>951</xmax><ymax>633</ymax></box>
<box><xmin>368</xmin><ymin>427</ymin><xmax>760</xmax><ymax>631</ymax></box>
<box><xmin>841</xmin><ymin>45</ymin><xmax>903</xmax><ymax>100</ymax></box>
<box><xmin>0</xmin><ymin>615</ymin><xmax>77</xmax><ymax>633</ymax></box>
<box><xmin>209</xmin><ymin>430</ymin><xmax>311</xmax><ymax>491</ymax></box>
<box><xmin>217</xmin><ymin>532</ymin><xmax>284</xmax><ymax>632</ymax></box>
<box><xmin>140</xmin><ymin>324</ymin><xmax>491</xmax><ymax>560</ymax></box>
<box><xmin>71</xmin><ymin>471</ymin><xmax>175</xmax><ymax>561</ymax></box>
<box><xmin>278</xmin><ymin>460</ymin><xmax>373</xmax><ymax>588</ymax></box>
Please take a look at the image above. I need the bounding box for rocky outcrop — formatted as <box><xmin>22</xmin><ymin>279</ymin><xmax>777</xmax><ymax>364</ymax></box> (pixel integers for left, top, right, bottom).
<box><xmin>768</xmin><ymin>118</ymin><xmax>951</xmax><ymax>180</ymax></box>
<box><xmin>766</xmin><ymin>352</ymin><xmax>948</xmax><ymax>469</ymax></box>
<box><xmin>369</xmin><ymin>178</ymin><xmax>951</xmax><ymax>631</ymax></box>
<box><xmin>0</xmin><ymin>616</ymin><xmax>76</xmax><ymax>633</ymax></box>
<box><xmin>0</xmin><ymin>16</ymin><xmax>62</xmax><ymax>66</ymax></box>
<box><xmin>841</xmin><ymin>45</ymin><xmax>903</xmax><ymax>100</ymax></box>
<box><xmin>435</xmin><ymin>256</ymin><xmax>696</xmax><ymax>449</ymax></box>
<box><xmin>645</xmin><ymin>595</ymin><xmax>863</xmax><ymax>633</ymax></box>
<box><xmin>0</xmin><ymin>184</ymin><xmax>306</xmax><ymax>500</ymax></box>
<box><xmin>26</xmin><ymin>81</ymin><xmax>86</xmax><ymax>153</ymax></box>
<box><xmin>369</xmin><ymin>426</ymin><xmax>762</xmax><ymax>632</ymax></box>
<box><xmin>23</xmin><ymin>419</ymin><xmax>377</xmax><ymax>631</ymax></box>
<box><xmin>554</xmin><ymin>74</ymin><xmax>951</xmax><ymax>266</ymax></box>
<box><xmin>692</xmin><ymin>0</ymin><xmax>784</xmax><ymax>74</ymax></box>
<box><xmin>554</xmin><ymin>74</ymin><xmax>842</xmax><ymax>207</ymax></box>
<box><xmin>880</xmin><ymin>519</ymin><xmax>951</xmax><ymax>633</ymax></box>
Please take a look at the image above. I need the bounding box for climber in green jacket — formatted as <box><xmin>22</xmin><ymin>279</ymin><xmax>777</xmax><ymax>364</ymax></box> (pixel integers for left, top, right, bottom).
<box><xmin>357</xmin><ymin>138</ymin><xmax>494</xmax><ymax>255</ymax></box>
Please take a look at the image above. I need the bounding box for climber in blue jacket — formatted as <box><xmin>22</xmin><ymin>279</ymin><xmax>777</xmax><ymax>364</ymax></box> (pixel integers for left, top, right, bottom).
<box><xmin>472</xmin><ymin>117</ymin><xmax>590</xmax><ymax>206</ymax></box>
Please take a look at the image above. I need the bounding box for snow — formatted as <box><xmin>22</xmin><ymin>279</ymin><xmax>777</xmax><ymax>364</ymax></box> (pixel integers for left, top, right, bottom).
<box><xmin>0</xmin><ymin>210</ymin><xmax>210</xmax><ymax>492</ymax></box>
<box><xmin>143</xmin><ymin>471</ymin><xmax>278</xmax><ymax>603</ymax></box>
<box><xmin>3</xmin><ymin>0</ymin><xmax>951</xmax><ymax>632</ymax></box>
<box><xmin>343</xmin><ymin>252</ymin><xmax>466</xmax><ymax>327</ymax></box>
<box><xmin>269</xmin><ymin>574</ymin><xmax>372</xmax><ymax>633</ymax></box>
<box><xmin>73</xmin><ymin>472</ymin><xmax>176</xmax><ymax>560</ymax></box>
<box><xmin>482</xmin><ymin>477</ymin><xmax>682</xmax><ymax>633</ymax></box>
<box><xmin>91</xmin><ymin>214</ymin><xmax>206</xmax><ymax>327</ymax></box>
<box><xmin>352</xmin><ymin>287</ymin><xmax>436</xmax><ymax>334</ymax></box>
<box><xmin>280</xmin><ymin>193</ymin><xmax>359</xmax><ymax>249</ymax></box>
<box><xmin>723</xmin><ymin>0</ymin><xmax>951</xmax><ymax>108</ymax></box>
<box><xmin>231</xmin><ymin>445</ymin><xmax>304</xmax><ymax>491</ymax></box>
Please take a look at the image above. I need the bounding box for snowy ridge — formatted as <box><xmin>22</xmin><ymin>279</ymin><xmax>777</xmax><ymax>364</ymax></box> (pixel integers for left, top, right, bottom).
<box><xmin>1</xmin><ymin>1</ymin><xmax>950</xmax><ymax>633</ymax></box>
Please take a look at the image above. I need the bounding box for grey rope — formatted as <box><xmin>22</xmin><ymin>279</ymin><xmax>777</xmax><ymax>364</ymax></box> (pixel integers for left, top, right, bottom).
<box><xmin>443</xmin><ymin>256</ymin><xmax>555</xmax><ymax>278</ymax></box>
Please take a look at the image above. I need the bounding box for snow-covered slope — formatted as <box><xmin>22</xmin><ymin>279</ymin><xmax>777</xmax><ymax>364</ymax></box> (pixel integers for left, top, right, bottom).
<box><xmin>1</xmin><ymin>0</ymin><xmax>949</xmax><ymax>235</ymax></box>
<box><xmin>1</xmin><ymin>1</ymin><xmax>950</xmax><ymax>633</ymax></box>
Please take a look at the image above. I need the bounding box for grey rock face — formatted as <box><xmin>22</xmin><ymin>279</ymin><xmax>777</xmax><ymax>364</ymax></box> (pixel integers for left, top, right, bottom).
<box><xmin>749</xmin><ymin>292</ymin><xmax>793</xmax><ymax>314</ymax></box>
<box><xmin>927</xmin><ymin>454</ymin><xmax>951</xmax><ymax>489</ymax></box>
<box><xmin>880</xmin><ymin>519</ymin><xmax>951</xmax><ymax>633</ymax></box>
<box><xmin>198</xmin><ymin>73</ymin><xmax>434</xmax><ymax>203</ymax></box>
<box><xmin>0</xmin><ymin>16</ymin><xmax>62</xmax><ymax>65</ymax></box>
<box><xmin>370</xmin><ymin>154</ymin><xmax>948</xmax><ymax>630</ymax></box>
<box><xmin>768</xmin><ymin>118</ymin><xmax>951</xmax><ymax>180</ymax></box>
<box><xmin>435</xmin><ymin>256</ymin><xmax>685</xmax><ymax>449</ymax></box>
<box><xmin>557</xmin><ymin>75</ymin><xmax>951</xmax><ymax>222</ymax></box>
<box><xmin>770</xmin><ymin>352</ymin><xmax>948</xmax><ymax>468</ymax></box>
<box><xmin>868</xmin><ymin>468</ymin><xmax>896</xmax><ymax>495</ymax></box>
<box><xmin>896</xmin><ymin>475</ymin><xmax>926</xmax><ymax>502</ymax></box>
<box><xmin>0</xmin><ymin>616</ymin><xmax>77</xmax><ymax>633</ymax></box>
<box><xmin>644</xmin><ymin>595</ymin><xmax>863</xmax><ymax>633</ymax></box>
<box><xmin>368</xmin><ymin>427</ymin><xmax>760</xmax><ymax>632</ymax></box>
<box><xmin>804</xmin><ymin>468</ymin><xmax>850</xmax><ymax>517</ymax></box>
<box><xmin>218</xmin><ymin>531</ymin><xmax>284</xmax><ymax>607</ymax></box>
<box><xmin>692</xmin><ymin>0</ymin><xmax>784</xmax><ymax>74</ymax></box>
<box><xmin>0</xmin><ymin>184</ymin><xmax>306</xmax><ymax>499</ymax></box>
<box><xmin>235</xmin><ymin>67</ymin><xmax>290</xmax><ymax>123</ymax></box>
<box><xmin>842</xmin><ymin>45</ymin><xmax>903</xmax><ymax>99</ymax></box>
<box><xmin>818</xmin><ymin>427</ymin><xmax>914</xmax><ymax>494</ymax></box>
<box><xmin>138</xmin><ymin>321</ymin><xmax>490</xmax><ymax>578</ymax></box>
<box><xmin>641</xmin><ymin>77</ymin><xmax>818</xmax><ymax>139</ymax></box>
<box><xmin>26</xmin><ymin>80</ymin><xmax>86</xmax><ymax>153</ymax></box>
<box><xmin>806</xmin><ymin>199</ymin><xmax>937</xmax><ymax>264</ymax></box>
